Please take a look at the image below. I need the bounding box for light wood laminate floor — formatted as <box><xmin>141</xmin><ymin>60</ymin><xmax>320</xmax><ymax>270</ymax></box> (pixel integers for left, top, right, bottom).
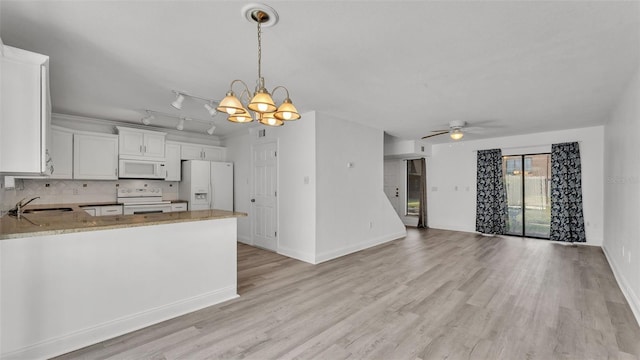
<box><xmin>57</xmin><ymin>228</ymin><xmax>640</xmax><ymax>359</ymax></box>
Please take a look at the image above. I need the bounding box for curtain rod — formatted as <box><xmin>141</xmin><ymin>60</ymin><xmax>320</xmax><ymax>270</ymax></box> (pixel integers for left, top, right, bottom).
<box><xmin>471</xmin><ymin>141</ymin><xmax>582</xmax><ymax>152</ymax></box>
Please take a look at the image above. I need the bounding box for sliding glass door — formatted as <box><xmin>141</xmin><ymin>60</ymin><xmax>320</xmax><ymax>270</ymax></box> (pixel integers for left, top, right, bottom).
<box><xmin>502</xmin><ymin>154</ymin><xmax>551</xmax><ymax>238</ymax></box>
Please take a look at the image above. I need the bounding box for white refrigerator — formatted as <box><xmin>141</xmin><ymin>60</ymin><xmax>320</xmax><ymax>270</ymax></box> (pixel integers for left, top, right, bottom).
<box><xmin>179</xmin><ymin>160</ymin><xmax>234</xmax><ymax>211</ymax></box>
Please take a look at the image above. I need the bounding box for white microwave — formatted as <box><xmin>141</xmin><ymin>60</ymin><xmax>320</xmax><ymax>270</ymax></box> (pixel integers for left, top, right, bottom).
<box><xmin>118</xmin><ymin>159</ymin><xmax>166</xmax><ymax>179</ymax></box>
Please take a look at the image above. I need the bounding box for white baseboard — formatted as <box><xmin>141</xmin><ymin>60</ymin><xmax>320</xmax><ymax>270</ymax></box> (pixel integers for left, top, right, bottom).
<box><xmin>602</xmin><ymin>245</ymin><xmax>640</xmax><ymax>327</ymax></box>
<box><xmin>237</xmin><ymin>234</ymin><xmax>252</xmax><ymax>245</ymax></box>
<box><xmin>315</xmin><ymin>231</ymin><xmax>407</xmax><ymax>264</ymax></box>
<box><xmin>2</xmin><ymin>287</ymin><xmax>239</xmax><ymax>360</ymax></box>
<box><xmin>278</xmin><ymin>245</ymin><xmax>316</xmax><ymax>264</ymax></box>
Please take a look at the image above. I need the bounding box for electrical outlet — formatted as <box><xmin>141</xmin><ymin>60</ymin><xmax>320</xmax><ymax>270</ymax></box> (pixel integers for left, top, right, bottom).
<box><xmin>73</xmin><ymin>189</ymin><xmax>79</xmax><ymax>195</ymax></box>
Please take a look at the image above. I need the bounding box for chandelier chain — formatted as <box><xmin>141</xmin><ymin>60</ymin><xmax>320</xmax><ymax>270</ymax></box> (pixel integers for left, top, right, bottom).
<box><xmin>257</xmin><ymin>20</ymin><xmax>262</xmax><ymax>85</ymax></box>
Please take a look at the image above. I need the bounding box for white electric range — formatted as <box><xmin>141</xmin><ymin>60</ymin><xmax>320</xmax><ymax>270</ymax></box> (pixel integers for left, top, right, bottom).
<box><xmin>117</xmin><ymin>187</ymin><xmax>172</xmax><ymax>215</ymax></box>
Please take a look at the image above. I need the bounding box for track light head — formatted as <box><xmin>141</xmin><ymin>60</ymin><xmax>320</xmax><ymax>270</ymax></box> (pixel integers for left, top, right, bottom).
<box><xmin>176</xmin><ymin>118</ymin><xmax>186</xmax><ymax>131</ymax></box>
<box><xmin>204</xmin><ymin>103</ymin><xmax>218</xmax><ymax>117</ymax></box>
<box><xmin>141</xmin><ymin>114</ymin><xmax>154</xmax><ymax>125</ymax></box>
<box><xmin>207</xmin><ymin>124</ymin><xmax>216</xmax><ymax>135</ymax></box>
<box><xmin>172</xmin><ymin>93</ymin><xmax>185</xmax><ymax>110</ymax></box>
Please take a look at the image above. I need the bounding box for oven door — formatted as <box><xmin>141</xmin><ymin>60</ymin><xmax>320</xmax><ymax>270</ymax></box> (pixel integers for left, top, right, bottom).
<box><xmin>123</xmin><ymin>203</ymin><xmax>172</xmax><ymax>215</ymax></box>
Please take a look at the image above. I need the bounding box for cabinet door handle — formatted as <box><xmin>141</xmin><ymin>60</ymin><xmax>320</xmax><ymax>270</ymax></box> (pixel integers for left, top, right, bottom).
<box><xmin>115</xmin><ymin>168</ymin><xmax>118</xmax><ymax>177</ymax></box>
<box><xmin>140</xmin><ymin>145</ymin><xmax>143</xmax><ymax>153</ymax></box>
<box><xmin>144</xmin><ymin>145</ymin><xmax>147</xmax><ymax>153</ymax></box>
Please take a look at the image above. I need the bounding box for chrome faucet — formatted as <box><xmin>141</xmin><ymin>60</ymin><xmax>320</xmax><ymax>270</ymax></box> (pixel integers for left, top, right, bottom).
<box><xmin>8</xmin><ymin>197</ymin><xmax>40</xmax><ymax>218</ymax></box>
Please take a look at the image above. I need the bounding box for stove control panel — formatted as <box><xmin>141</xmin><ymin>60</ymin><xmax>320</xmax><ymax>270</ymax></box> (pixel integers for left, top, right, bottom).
<box><xmin>117</xmin><ymin>187</ymin><xmax>163</xmax><ymax>198</ymax></box>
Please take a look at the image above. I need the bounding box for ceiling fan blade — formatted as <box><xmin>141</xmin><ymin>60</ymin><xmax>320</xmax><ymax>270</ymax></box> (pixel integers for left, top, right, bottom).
<box><xmin>421</xmin><ymin>131</ymin><xmax>449</xmax><ymax>139</ymax></box>
<box><xmin>431</xmin><ymin>129</ymin><xmax>448</xmax><ymax>133</ymax></box>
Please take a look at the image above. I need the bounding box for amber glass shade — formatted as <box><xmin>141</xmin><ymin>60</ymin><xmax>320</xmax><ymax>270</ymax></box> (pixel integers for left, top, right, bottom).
<box><xmin>217</xmin><ymin>91</ymin><xmax>246</xmax><ymax>115</ymax></box>
<box><xmin>248</xmin><ymin>90</ymin><xmax>277</xmax><ymax>113</ymax></box>
<box><xmin>228</xmin><ymin>111</ymin><xmax>254</xmax><ymax>123</ymax></box>
<box><xmin>274</xmin><ymin>98</ymin><xmax>301</xmax><ymax>120</ymax></box>
<box><xmin>258</xmin><ymin>112</ymin><xmax>283</xmax><ymax>127</ymax></box>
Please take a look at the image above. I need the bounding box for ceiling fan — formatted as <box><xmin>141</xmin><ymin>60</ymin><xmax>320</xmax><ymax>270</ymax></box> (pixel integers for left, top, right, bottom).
<box><xmin>421</xmin><ymin>120</ymin><xmax>469</xmax><ymax>140</ymax></box>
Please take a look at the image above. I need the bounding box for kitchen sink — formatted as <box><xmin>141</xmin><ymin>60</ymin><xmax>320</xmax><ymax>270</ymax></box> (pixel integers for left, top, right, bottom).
<box><xmin>22</xmin><ymin>207</ymin><xmax>74</xmax><ymax>214</ymax></box>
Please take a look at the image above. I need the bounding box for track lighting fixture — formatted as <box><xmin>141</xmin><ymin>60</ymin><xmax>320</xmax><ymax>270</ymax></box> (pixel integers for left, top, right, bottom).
<box><xmin>141</xmin><ymin>110</ymin><xmax>216</xmax><ymax>135</ymax></box>
<box><xmin>176</xmin><ymin>118</ymin><xmax>186</xmax><ymax>131</ymax></box>
<box><xmin>217</xmin><ymin>4</ymin><xmax>301</xmax><ymax>127</ymax></box>
<box><xmin>141</xmin><ymin>112</ymin><xmax>154</xmax><ymax>125</ymax></box>
<box><xmin>204</xmin><ymin>103</ymin><xmax>218</xmax><ymax>117</ymax></box>
<box><xmin>170</xmin><ymin>90</ymin><xmax>220</xmax><ymax>117</ymax></box>
<box><xmin>171</xmin><ymin>92</ymin><xmax>185</xmax><ymax>110</ymax></box>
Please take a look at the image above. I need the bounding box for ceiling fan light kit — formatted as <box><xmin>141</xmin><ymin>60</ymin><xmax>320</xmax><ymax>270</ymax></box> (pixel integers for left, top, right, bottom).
<box><xmin>422</xmin><ymin>120</ymin><xmax>468</xmax><ymax>141</ymax></box>
<box><xmin>218</xmin><ymin>3</ymin><xmax>301</xmax><ymax>126</ymax></box>
<box><xmin>450</xmin><ymin>128</ymin><xmax>464</xmax><ymax>140</ymax></box>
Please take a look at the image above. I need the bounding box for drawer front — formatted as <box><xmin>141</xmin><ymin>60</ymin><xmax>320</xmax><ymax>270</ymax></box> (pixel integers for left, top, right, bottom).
<box><xmin>171</xmin><ymin>203</ymin><xmax>187</xmax><ymax>212</ymax></box>
<box><xmin>99</xmin><ymin>205</ymin><xmax>123</xmax><ymax>216</ymax></box>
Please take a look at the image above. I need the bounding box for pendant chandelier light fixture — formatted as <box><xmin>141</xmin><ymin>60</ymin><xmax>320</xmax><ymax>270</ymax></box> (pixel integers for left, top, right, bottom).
<box><xmin>217</xmin><ymin>4</ymin><xmax>301</xmax><ymax>126</ymax></box>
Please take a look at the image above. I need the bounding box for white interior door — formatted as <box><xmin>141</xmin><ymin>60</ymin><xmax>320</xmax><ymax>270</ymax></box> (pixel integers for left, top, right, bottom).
<box><xmin>384</xmin><ymin>159</ymin><xmax>402</xmax><ymax>216</ymax></box>
<box><xmin>251</xmin><ymin>142</ymin><xmax>278</xmax><ymax>252</ymax></box>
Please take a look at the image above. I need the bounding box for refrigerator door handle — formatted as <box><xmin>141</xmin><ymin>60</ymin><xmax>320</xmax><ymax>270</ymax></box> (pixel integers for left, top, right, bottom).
<box><xmin>207</xmin><ymin>182</ymin><xmax>211</xmax><ymax>209</ymax></box>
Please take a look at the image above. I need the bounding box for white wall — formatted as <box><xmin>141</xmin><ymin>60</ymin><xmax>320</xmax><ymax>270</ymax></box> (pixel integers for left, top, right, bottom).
<box><xmin>272</xmin><ymin>113</ymin><xmax>317</xmax><ymax>262</ymax></box>
<box><xmin>427</xmin><ymin>126</ymin><xmax>604</xmax><ymax>245</ymax></box>
<box><xmin>603</xmin><ymin>66</ymin><xmax>640</xmax><ymax>323</ymax></box>
<box><xmin>1</xmin><ymin>218</ymin><xmax>238</xmax><ymax>359</ymax></box>
<box><xmin>223</xmin><ymin>131</ymin><xmax>252</xmax><ymax>244</ymax></box>
<box><xmin>225</xmin><ymin>112</ymin><xmax>406</xmax><ymax>264</ymax></box>
<box><xmin>315</xmin><ymin>114</ymin><xmax>406</xmax><ymax>263</ymax></box>
<box><xmin>224</xmin><ymin>112</ymin><xmax>317</xmax><ymax>263</ymax></box>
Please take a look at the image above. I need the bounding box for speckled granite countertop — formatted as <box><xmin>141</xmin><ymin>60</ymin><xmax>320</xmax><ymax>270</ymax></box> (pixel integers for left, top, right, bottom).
<box><xmin>0</xmin><ymin>203</ymin><xmax>246</xmax><ymax>240</ymax></box>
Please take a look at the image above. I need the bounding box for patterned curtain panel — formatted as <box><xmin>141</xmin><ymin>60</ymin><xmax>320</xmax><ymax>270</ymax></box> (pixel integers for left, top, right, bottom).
<box><xmin>476</xmin><ymin>149</ymin><xmax>507</xmax><ymax>234</ymax></box>
<box><xmin>550</xmin><ymin>142</ymin><xmax>586</xmax><ymax>242</ymax></box>
<box><xmin>417</xmin><ymin>158</ymin><xmax>428</xmax><ymax>228</ymax></box>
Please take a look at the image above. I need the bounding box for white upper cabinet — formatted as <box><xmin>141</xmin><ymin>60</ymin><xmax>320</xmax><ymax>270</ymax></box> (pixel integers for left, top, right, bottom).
<box><xmin>116</xmin><ymin>127</ymin><xmax>166</xmax><ymax>160</ymax></box>
<box><xmin>73</xmin><ymin>132</ymin><xmax>118</xmax><ymax>180</ymax></box>
<box><xmin>180</xmin><ymin>143</ymin><xmax>226</xmax><ymax>161</ymax></box>
<box><xmin>165</xmin><ymin>141</ymin><xmax>181</xmax><ymax>181</ymax></box>
<box><xmin>0</xmin><ymin>45</ymin><xmax>51</xmax><ymax>175</ymax></box>
<box><xmin>202</xmin><ymin>146</ymin><xmax>226</xmax><ymax>161</ymax></box>
<box><xmin>50</xmin><ymin>126</ymin><xmax>74</xmax><ymax>179</ymax></box>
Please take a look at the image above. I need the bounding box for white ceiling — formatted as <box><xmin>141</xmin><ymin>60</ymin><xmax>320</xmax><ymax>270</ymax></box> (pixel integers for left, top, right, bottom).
<box><xmin>1</xmin><ymin>1</ymin><xmax>639</xmax><ymax>142</ymax></box>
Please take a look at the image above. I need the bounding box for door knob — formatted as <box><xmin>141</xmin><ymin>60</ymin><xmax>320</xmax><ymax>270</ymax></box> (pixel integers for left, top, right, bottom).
<box><xmin>250</xmin><ymin>199</ymin><xmax>256</xmax><ymax>202</ymax></box>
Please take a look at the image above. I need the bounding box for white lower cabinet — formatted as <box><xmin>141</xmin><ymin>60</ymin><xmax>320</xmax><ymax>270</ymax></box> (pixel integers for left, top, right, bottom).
<box><xmin>73</xmin><ymin>132</ymin><xmax>118</xmax><ymax>180</ymax></box>
<box><xmin>83</xmin><ymin>205</ymin><xmax>123</xmax><ymax>216</ymax></box>
<box><xmin>170</xmin><ymin>203</ymin><xmax>187</xmax><ymax>212</ymax></box>
<box><xmin>99</xmin><ymin>205</ymin><xmax>123</xmax><ymax>216</ymax></box>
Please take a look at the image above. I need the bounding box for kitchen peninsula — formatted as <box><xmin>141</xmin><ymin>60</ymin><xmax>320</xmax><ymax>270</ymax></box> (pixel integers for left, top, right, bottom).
<box><xmin>0</xmin><ymin>207</ymin><xmax>246</xmax><ymax>360</ymax></box>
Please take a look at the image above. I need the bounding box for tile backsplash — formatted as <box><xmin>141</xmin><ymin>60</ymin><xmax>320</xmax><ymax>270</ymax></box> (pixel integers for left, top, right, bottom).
<box><xmin>1</xmin><ymin>178</ymin><xmax>180</xmax><ymax>212</ymax></box>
